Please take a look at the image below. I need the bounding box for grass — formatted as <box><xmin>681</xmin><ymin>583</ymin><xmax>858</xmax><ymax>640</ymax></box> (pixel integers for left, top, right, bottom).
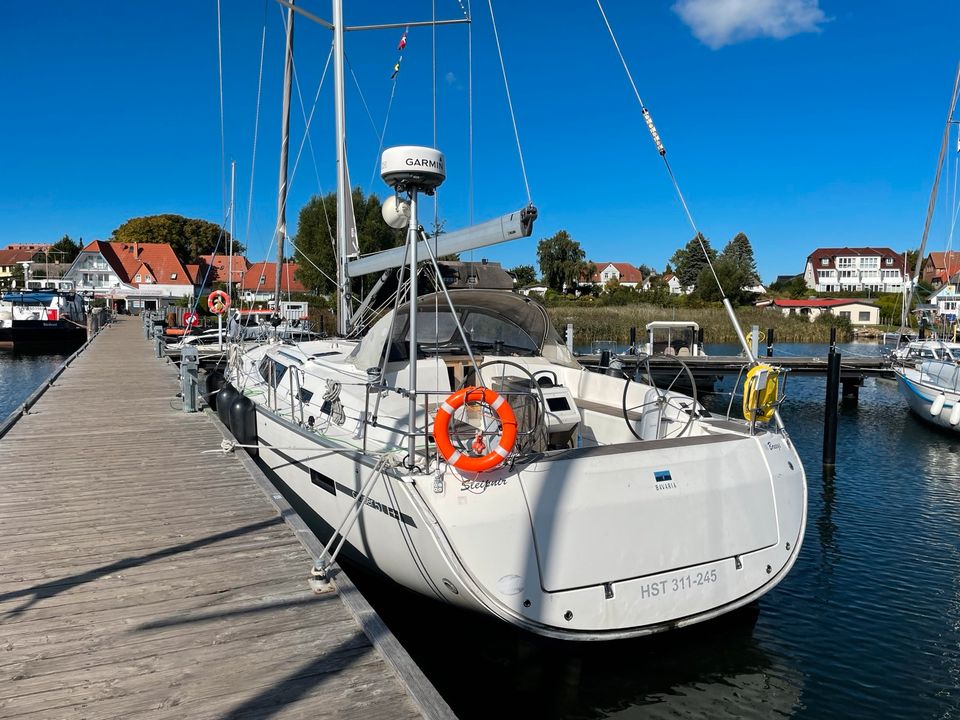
<box><xmin>546</xmin><ymin>304</ymin><xmax>857</xmax><ymax>345</ymax></box>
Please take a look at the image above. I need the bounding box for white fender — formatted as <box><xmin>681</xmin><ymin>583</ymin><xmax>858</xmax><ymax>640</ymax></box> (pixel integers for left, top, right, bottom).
<box><xmin>949</xmin><ymin>402</ymin><xmax>960</xmax><ymax>426</ymax></box>
<box><xmin>930</xmin><ymin>393</ymin><xmax>946</xmax><ymax>416</ymax></box>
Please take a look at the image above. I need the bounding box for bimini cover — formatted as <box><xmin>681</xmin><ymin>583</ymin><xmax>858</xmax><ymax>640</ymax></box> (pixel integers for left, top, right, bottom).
<box><xmin>347</xmin><ymin>290</ymin><xmax>579</xmax><ymax>369</ymax></box>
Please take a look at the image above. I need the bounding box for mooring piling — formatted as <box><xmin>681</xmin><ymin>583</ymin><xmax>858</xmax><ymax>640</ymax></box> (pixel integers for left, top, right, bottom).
<box><xmin>823</xmin><ymin>327</ymin><xmax>841</xmax><ymax>467</ymax></box>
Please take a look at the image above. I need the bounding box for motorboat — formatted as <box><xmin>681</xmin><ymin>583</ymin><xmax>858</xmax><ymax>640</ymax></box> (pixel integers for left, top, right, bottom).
<box><xmin>0</xmin><ymin>289</ymin><xmax>86</xmax><ymax>351</ymax></box>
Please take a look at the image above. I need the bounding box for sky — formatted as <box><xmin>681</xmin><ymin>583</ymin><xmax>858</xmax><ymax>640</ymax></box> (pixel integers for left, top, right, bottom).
<box><xmin>1</xmin><ymin>0</ymin><xmax>959</xmax><ymax>283</ymax></box>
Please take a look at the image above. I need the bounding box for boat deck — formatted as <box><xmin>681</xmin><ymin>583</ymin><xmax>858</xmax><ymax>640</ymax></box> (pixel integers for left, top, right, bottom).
<box><xmin>0</xmin><ymin>317</ymin><xmax>452</xmax><ymax>719</ymax></box>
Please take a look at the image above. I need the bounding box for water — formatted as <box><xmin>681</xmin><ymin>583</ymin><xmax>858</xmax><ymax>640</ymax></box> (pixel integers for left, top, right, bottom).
<box><xmin>8</xmin><ymin>341</ymin><xmax>960</xmax><ymax>718</ymax></box>
<box><xmin>0</xmin><ymin>351</ymin><xmax>70</xmax><ymax>419</ymax></box>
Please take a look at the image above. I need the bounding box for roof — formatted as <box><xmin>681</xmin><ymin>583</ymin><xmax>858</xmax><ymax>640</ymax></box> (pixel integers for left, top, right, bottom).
<box><xmin>772</xmin><ymin>298</ymin><xmax>878</xmax><ymax>308</ymax></box>
<box><xmin>79</xmin><ymin>241</ymin><xmax>193</xmax><ymax>287</ymax></box>
<box><xmin>0</xmin><ymin>249</ymin><xmax>37</xmax><ymax>266</ymax></box>
<box><xmin>806</xmin><ymin>247</ymin><xmax>907</xmax><ymax>271</ymax></box>
<box><xmin>200</xmin><ymin>254</ymin><xmax>250</xmax><ymax>283</ymax></box>
<box><xmin>589</xmin><ymin>262</ymin><xmax>644</xmax><ymax>283</ymax></box>
<box><xmin>241</xmin><ymin>262</ymin><xmax>306</xmax><ymax>293</ymax></box>
<box><xmin>925</xmin><ymin>251</ymin><xmax>960</xmax><ymax>270</ymax></box>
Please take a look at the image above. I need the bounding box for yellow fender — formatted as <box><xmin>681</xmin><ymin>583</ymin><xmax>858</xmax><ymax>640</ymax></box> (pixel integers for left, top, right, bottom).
<box><xmin>743</xmin><ymin>363</ymin><xmax>780</xmax><ymax>423</ymax></box>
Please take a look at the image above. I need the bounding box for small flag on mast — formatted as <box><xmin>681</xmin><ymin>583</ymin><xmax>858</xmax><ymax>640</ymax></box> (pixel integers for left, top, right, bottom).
<box><xmin>391</xmin><ymin>61</ymin><xmax>401</xmax><ymax>79</ymax></box>
<box><xmin>397</xmin><ymin>32</ymin><xmax>407</xmax><ymax>51</ymax></box>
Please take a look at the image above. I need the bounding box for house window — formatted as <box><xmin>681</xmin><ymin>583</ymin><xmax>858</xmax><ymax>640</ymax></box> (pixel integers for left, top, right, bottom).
<box><xmin>885</xmin><ymin>258</ymin><xmax>893</xmax><ymax>265</ymax></box>
<box><xmin>820</xmin><ymin>258</ymin><xmax>829</xmax><ymax>266</ymax></box>
<box><xmin>135</xmin><ymin>274</ymin><xmax>141</xmax><ymax>282</ymax></box>
<box><xmin>837</xmin><ymin>257</ymin><xmax>855</xmax><ymax>268</ymax></box>
<box><xmin>170</xmin><ymin>273</ymin><xmax>177</xmax><ymax>280</ymax></box>
<box><xmin>860</xmin><ymin>257</ymin><xmax>879</xmax><ymax>268</ymax></box>
<box><xmin>260</xmin><ymin>276</ymin><xmax>266</xmax><ymax>283</ymax></box>
<box><xmin>858</xmin><ymin>311</ymin><xmax>870</xmax><ymax>321</ymax></box>
<box><xmin>839</xmin><ymin>311</ymin><xmax>851</xmax><ymax>319</ymax></box>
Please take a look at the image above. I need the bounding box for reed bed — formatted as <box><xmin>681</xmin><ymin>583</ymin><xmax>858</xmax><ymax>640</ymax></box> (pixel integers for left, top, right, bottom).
<box><xmin>546</xmin><ymin>304</ymin><xmax>856</xmax><ymax>345</ymax></box>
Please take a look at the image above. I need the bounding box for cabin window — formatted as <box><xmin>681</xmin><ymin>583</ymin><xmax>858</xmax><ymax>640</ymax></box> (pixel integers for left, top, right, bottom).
<box><xmin>858</xmin><ymin>311</ymin><xmax>870</xmax><ymax>321</ymax></box>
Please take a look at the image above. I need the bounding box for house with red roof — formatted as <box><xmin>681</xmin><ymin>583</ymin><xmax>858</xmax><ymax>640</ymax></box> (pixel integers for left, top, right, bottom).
<box><xmin>921</xmin><ymin>251</ymin><xmax>960</xmax><ymax>289</ymax></box>
<box><xmin>586</xmin><ymin>262</ymin><xmax>644</xmax><ymax>290</ymax></box>
<box><xmin>761</xmin><ymin>298</ymin><xmax>880</xmax><ymax>325</ymax></box>
<box><xmin>803</xmin><ymin>247</ymin><xmax>909</xmax><ymax>293</ymax></box>
<box><xmin>62</xmin><ymin>241</ymin><xmax>194</xmax><ymax>312</ymax></box>
<box><xmin>240</xmin><ymin>262</ymin><xmax>306</xmax><ymax>302</ymax></box>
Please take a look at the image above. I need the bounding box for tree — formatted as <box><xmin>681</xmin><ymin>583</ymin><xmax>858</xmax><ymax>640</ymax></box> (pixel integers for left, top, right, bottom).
<box><xmin>670</xmin><ymin>234</ymin><xmax>716</xmax><ymax>289</ymax></box>
<box><xmin>292</xmin><ymin>188</ymin><xmax>404</xmax><ymax>295</ymax></box>
<box><xmin>112</xmin><ymin>214</ymin><xmax>242</xmax><ymax>265</ymax></box>
<box><xmin>694</xmin><ymin>257</ymin><xmax>749</xmax><ymax>303</ymax></box>
<box><xmin>509</xmin><ymin>264</ymin><xmax>538</xmax><ymax>287</ymax></box>
<box><xmin>49</xmin><ymin>234</ymin><xmax>82</xmax><ymax>264</ymax></box>
<box><xmin>721</xmin><ymin>232</ymin><xmax>759</xmax><ymax>284</ymax></box>
<box><xmin>537</xmin><ymin>230</ymin><xmax>586</xmax><ymax>293</ymax></box>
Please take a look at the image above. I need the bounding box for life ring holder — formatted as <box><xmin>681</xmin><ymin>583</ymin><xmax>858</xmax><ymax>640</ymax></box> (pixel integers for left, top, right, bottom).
<box><xmin>207</xmin><ymin>290</ymin><xmax>231</xmax><ymax>315</ymax></box>
<box><xmin>434</xmin><ymin>386</ymin><xmax>518</xmax><ymax>473</ymax></box>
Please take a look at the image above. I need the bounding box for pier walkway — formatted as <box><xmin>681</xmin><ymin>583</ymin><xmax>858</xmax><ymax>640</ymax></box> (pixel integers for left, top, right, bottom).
<box><xmin>0</xmin><ymin>317</ymin><xmax>453</xmax><ymax>719</ymax></box>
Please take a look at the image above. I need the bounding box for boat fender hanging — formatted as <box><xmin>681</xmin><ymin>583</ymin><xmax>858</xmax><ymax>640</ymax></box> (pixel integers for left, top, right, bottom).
<box><xmin>217</xmin><ymin>382</ymin><xmax>240</xmax><ymax>429</ymax></box>
<box><xmin>433</xmin><ymin>387</ymin><xmax>517</xmax><ymax>473</ymax></box>
<box><xmin>949</xmin><ymin>402</ymin><xmax>960</xmax><ymax>426</ymax></box>
<box><xmin>742</xmin><ymin>364</ymin><xmax>780</xmax><ymax>423</ymax></box>
<box><xmin>930</xmin><ymin>393</ymin><xmax>946</xmax><ymax>416</ymax></box>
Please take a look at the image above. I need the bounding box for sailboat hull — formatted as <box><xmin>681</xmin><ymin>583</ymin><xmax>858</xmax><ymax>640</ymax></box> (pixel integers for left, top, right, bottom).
<box><xmin>246</xmin><ymin>400</ymin><xmax>806</xmax><ymax>640</ymax></box>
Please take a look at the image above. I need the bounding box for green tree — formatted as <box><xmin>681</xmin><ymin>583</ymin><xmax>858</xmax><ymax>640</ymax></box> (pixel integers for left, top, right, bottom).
<box><xmin>292</xmin><ymin>188</ymin><xmax>404</xmax><ymax>295</ymax></box>
<box><xmin>112</xmin><ymin>214</ymin><xmax>242</xmax><ymax>265</ymax></box>
<box><xmin>670</xmin><ymin>234</ymin><xmax>716</xmax><ymax>290</ymax></box>
<box><xmin>537</xmin><ymin>230</ymin><xmax>586</xmax><ymax>293</ymax></box>
<box><xmin>769</xmin><ymin>274</ymin><xmax>808</xmax><ymax>298</ymax></box>
<box><xmin>722</xmin><ymin>232</ymin><xmax>759</xmax><ymax>284</ymax></box>
<box><xmin>509</xmin><ymin>264</ymin><xmax>538</xmax><ymax>287</ymax></box>
<box><xmin>49</xmin><ymin>234</ymin><xmax>82</xmax><ymax>264</ymax></box>
<box><xmin>694</xmin><ymin>257</ymin><xmax>749</xmax><ymax>303</ymax></box>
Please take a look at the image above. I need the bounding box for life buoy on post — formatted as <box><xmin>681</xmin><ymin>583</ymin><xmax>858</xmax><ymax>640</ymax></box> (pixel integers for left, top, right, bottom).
<box><xmin>433</xmin><ymin>387</ymin><xmax>517</xmax><ymax>473</ymax></box>
<box><xmin>207</xmin><ymin>290</ymin><xmax>231</xmax><ymax>315</ymax></box>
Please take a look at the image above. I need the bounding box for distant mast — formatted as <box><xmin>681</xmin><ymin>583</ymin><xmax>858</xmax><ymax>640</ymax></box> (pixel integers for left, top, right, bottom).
<box><xmin>274</xmin><ymin>0</ymin><xmax>295</xmax><ymax>312</ymax></box>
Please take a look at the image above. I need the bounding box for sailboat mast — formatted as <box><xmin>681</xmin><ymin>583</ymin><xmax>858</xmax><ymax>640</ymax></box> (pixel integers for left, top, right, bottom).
<box><xmin>333</xmin><ymin>0</ymin><xmax>350</xmax><ymax>335</ymax></box>
<box><xmin>904</xmin><ymin>63</ymin><xmax>960</xmax><ymax>322</ymax></box>
<box><xmin>275</xmin><ymin>0</ymin><xmax>295</xmax><ymax>313</ymax></box>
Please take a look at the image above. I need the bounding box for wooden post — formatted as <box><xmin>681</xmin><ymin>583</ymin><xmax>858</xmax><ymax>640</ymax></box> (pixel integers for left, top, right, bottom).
<box><xmin>823</xmin><ymin>327</ymin><xmax>840</xmax><ymax>467</ymax></box>
<box><xmin>629</xmin><ymin>326</ymin><xmax>637</xmax><ymax>354</ymax></box>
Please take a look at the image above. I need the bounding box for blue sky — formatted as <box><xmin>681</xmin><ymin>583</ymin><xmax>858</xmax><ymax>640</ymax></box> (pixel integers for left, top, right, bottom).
<box><xmin>1</xmin><ymin>1</ymin><xmax>958</xmax><ymax>283</ymax></box>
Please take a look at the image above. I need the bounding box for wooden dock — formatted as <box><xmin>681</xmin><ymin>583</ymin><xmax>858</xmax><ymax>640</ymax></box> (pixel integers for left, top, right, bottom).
<box><xmin>0</xmin><ymin>317</ymin><xmax>454</xmax><ymax>719</ymax></box>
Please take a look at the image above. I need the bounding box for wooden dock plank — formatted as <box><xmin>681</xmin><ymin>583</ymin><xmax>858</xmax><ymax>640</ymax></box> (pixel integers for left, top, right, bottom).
<box><xmin>0</xmin><ymin>317</ymin><xmax>452</xmax><ymax>719</ymax></box>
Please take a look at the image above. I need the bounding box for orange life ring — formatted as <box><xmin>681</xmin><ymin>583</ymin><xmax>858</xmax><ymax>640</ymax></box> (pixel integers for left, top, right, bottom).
<box><xmin>433</xmin><ymin>387</ymin><xmax>517</xmax><ymax>473</ymax></box>
<box><xmin>207</xmin><ymin>290</ymin><xmax>231</xmax><ymax>315</ymax></box>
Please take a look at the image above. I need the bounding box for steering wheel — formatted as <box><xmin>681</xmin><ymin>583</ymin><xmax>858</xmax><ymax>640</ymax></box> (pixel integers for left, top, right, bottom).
<box><xmin>621</xmin><ymin>355</ymin><xmax>698</xmax><ymax>440</ymax></box>
<box><xmin>457</xmin><ymin>359</ymin><xmax>550</xmax><ymax>455</ymax></box>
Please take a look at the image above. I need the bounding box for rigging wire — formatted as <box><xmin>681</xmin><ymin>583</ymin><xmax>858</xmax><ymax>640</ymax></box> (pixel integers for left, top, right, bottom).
<box><xmin>594</xmin><ymin>0</ymin><xmax>724</xmax><ymax>296</ymax></box>
<box><xmin>244</xmin><ymin>0</ymin><xmax>269</xmax><ymax>256</ymax></box>
<box><xmin>345</xmin><ymin>54</ymin><xmax>383</xmax><ymax>145</ymax></box>
<box><xmin>486</xmin><ymin>0</ymin><xmax>532</xmax><ymax>204</ymax></box>
<box><xmin>216</xmin><ymin>0</ymin><xmax>227</xmax><ymax>220</ymax></box>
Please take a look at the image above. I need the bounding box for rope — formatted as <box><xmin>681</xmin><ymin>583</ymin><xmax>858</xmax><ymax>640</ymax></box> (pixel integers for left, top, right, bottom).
<box><xmin>486</xmin><ymin>0</ymin><xmax>531</xmax><ymax>204</ymax></box>
<box><xmin>595</xmin><ymin>0</ymin><xmax>725</xmax><ymax>296</ymax></box>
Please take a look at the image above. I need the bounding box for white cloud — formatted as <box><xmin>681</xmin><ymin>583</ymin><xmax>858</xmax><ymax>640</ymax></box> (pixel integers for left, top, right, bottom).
<box><xmin>672</xmin><ymin>0</ymin><xmax>828</xmax><ymax>49</ymax></box>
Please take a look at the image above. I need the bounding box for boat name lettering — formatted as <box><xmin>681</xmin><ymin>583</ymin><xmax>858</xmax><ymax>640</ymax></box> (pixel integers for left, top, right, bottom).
<box><xmin>766</xmin><ymin>441</ymin><xmax>782</xmax><ymax>451</ymax></box>
<box><xmin>334</xmin><ymin>481</ymin><xmax>417</xmax><ymax>527</ymax></box>
<box><xmin>460</xmin><ymin>478</ymin><xmax>507</xmax><ymax>492</ymax></box>
<box><xmin>639</xmin><ymin>570</ymin><xmax>719</xmax><ymax>599</ymax></box>
<box><xmin>654</xmin><ymin>469</ymin><xmax>676</xmax><ymax>491</ymax></box>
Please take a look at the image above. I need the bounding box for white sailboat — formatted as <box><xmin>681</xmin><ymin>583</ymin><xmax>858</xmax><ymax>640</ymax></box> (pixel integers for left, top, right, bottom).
<box><xmin>218</xmin><ymin>1</ymin><xmax>807</xmax><ymax>640</ymax></box>
<box><xmin>894</xmin><ymin>63</ymin><xmax>960</xmax><ymax>432</ymax></box>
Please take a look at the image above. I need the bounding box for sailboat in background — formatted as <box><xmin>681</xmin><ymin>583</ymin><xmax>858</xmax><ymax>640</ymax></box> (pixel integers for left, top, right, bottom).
<box><xmin>214</xmin><ymin>1</ymin><xmax>807</xmax><ymax>640</ymax></box>
<box><xmin>895</xmin><ymin>63</ymin><xmax>960</xmax><ymax>433</ymax></box>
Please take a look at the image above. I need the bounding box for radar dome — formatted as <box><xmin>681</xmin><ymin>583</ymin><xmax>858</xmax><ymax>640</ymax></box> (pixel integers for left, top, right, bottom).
<box><xmin>381</xmin><ymin>146</ymin><xmax>445</xmax><ymax>191</ymax></box>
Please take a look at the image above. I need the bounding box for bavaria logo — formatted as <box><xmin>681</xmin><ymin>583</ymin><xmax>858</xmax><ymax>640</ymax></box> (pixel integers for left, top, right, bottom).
<box><xmin>654</xmin><ymin>469</ymin><xmax>677</xmax><ymax>491</ymax></box>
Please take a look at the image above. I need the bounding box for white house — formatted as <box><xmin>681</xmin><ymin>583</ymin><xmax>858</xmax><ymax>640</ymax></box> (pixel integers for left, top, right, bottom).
<box><xmin>804</xmin><ymin>247</ymin><xmax>908</xmax><ymax>293</ymax></box>
<box><xmin>62</xmin><ymin>240</ymin><xmax>194</xmax><ymax>312</ymax></box>
<box><xmin>762</xmin><ymin>298</ymin><xmax>880</xmax><ymax>325</ymax></box>
<box><xmin>928</xmin><ymin>278</ymin><xmax>960</xmax><ymax>320</ymax></box>
<box><xmin>587</xmin><ymin>262</ymin><xmax>644</xmax><ymax>289</ymax></box>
